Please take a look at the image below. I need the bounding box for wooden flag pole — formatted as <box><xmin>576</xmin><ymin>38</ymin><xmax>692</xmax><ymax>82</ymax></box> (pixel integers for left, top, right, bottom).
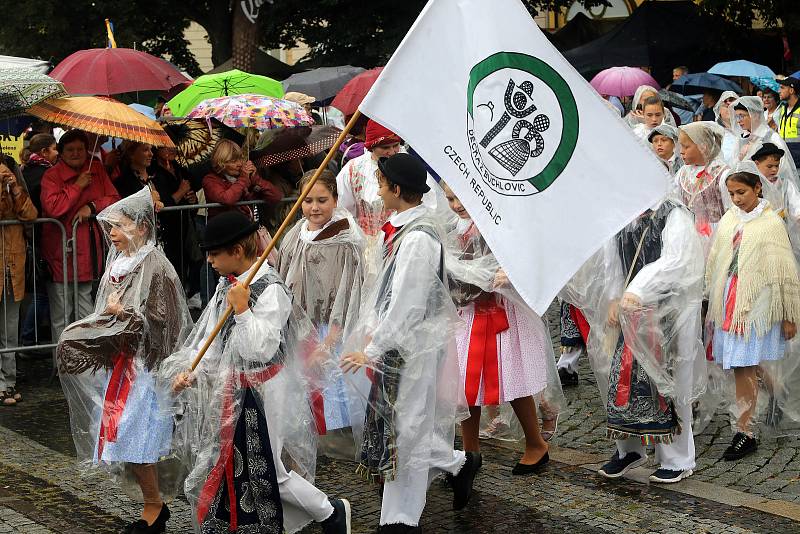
<box><xmin>190</xmin><ymin>109</ymin><xmax>363</xmax><ymax>371</ymax></box>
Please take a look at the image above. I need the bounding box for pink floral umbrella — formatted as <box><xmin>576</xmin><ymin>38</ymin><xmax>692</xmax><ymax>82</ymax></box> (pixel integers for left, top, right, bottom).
<box><xmin>187</xmin><ymin>94</ymin><xmax>314</xmax><ymax>130</ymax></box>
<box><xmin>590</xmin><ymin>67</ymin><xmax>660</xmax><ymax>98</ymax></box>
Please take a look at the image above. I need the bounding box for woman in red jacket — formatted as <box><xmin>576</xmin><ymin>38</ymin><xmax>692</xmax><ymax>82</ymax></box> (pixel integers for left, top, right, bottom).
<box><xmin>202</xmin><ymin>139</ymin><xmax>282</xmax><ymax>220</ymax></box>
<box><xmin>41</xmin><ymin>130</ymin><xmax>120</xmax><ymax>344</ymax></box>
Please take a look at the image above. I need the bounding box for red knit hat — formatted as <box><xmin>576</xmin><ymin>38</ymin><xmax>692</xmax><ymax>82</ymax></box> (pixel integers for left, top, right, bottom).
<box><xmin>364</xmin><ymin>119</ymin><xmax>401</xmax><ymax>150</ymax></box>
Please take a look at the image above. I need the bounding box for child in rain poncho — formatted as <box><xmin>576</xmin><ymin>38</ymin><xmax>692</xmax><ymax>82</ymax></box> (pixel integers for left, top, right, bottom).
<box><xmin>713</xmin><ymin>90</ymin><xmax>740</xmax><ymax>165</ymax></box>
<box><xmin>275</xmin><ymin>169</ymin><xmax>366</xmax><ymax>456</ymax></box>
<box><xmin>441</xmin><ymin>182</ymin><xmax>563</xmax><ymax>474</ymax></box>
<box><xmin>340</xmin><ymin>154</ymin><xmax>475</xmax><ymax>532</ymax></box>
<box><xmin>648</xmin><ymin>124</ymin><xmax>684</xmax><ymax>177</ymax></box>
<box><xmin>730</xmin><ymin>96</ymin><xmax>799</xmax><ymax>180</ymax></box>
<box><xmin>706</xmin><ymin>171</ymin><xmax>800</xmax><ymax>460</ymax></box>
<box><xmin>56</xmin><ymin>187</ymin><xmax>192</xmax><ymax>533</ymax></box>
<box><xmin>675</xmin><ymin>121</ymin><xmax>732</xmax><ymax>253</ymax></box>
<box><xmin>162</xmin><ymin>211</ymin><xmax>352</xmax><ymax>534</ymax></box>
<box><xmin>562</xmin><ymin>195</ymin><xmax>706</xmax><ymax>484</ymax></box>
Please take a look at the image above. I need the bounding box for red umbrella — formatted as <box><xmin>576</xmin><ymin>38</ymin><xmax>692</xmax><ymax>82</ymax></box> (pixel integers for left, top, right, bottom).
<box><xmin>50</xmin><ymin>48</ymin><xmax>190</xmax><ymax>96</ymax></box>
<box><xmin>331</xmin><ymin>67</ymin><xmax>384</xmax><ymax>117</ymax></box>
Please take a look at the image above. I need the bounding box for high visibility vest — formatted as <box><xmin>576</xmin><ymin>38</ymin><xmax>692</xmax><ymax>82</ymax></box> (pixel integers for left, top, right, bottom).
<box><xmin>779</xmin><ymin>101</ymin><xmax>800</xmax><ymax>142</ymax></box>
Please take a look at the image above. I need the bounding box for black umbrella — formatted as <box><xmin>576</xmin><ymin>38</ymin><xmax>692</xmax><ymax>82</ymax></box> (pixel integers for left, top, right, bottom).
<box><xmin>281</xmin><ymin>66</ymin><xmax>366</xmax><ymax>102</ymax></box>
<box><xmin>671</xmin><ymin>73</ymin><xmax>743</xmax><ymax>96</ymax></box>
<box><xmin>658</xmin><ymin>89</ymin><xmax>695</xmax><ymax>111</ymax></box>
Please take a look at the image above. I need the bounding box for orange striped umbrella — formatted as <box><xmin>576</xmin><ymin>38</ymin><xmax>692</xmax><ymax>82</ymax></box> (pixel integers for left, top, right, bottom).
<box><xmin>28</xmin><ymin>96</ymin><xmax>175</xmax><ymax>147</ymax></box>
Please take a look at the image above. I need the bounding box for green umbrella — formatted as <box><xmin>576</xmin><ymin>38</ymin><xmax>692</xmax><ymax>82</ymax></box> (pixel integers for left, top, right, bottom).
<box><xmin>166</xmin><ymin>69</ymin><xmax>284</xmax><ymax>117</ymax></box>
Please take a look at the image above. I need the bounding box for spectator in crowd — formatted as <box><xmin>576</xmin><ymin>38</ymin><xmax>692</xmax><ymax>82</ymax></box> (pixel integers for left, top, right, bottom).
<box><xmin>202</xmin><ymin>139</ymin><xmax>283</xmax><ymax>220</ymax></box>
<box><xmin>149</xmin><ymin>146</ymin><xmax>203</xmax><ymax>307</ymax></box>
<box><xmin>778</xmin><ymin>77</ymin><xmax>800</xmax><ymax>167</ymax></box>
<box><xmin>673</xmin><ymin>66</ymin><xmax>689</xmax><ymax>81</ymax></box>
<box><xmin>40</xmin><ymin>130</ymin><xmax>120</xmax><ymax>345</ymax></box>
<box><xmin>114</xmin><ymin>142</ymin><xmax>164</xmax><ymax>211</ymax></box>
<box><xmin>761</xmin><ymin>87</ymin><xmax>781</xmax><ymax>130</ymax></box>
<box><xmin>20</xmin><ymin>134</ymin><xmax>57</xmax><ymax>348</ymax></box>
<box><xmin>699</xmin><ymin>90</ymin><xmax>723</xmax><ymax>122</ymax></box>
<box><xmin>0</xmin><ymin>155</ymin><xmax>37</xmax><ymax>405</ymax></box>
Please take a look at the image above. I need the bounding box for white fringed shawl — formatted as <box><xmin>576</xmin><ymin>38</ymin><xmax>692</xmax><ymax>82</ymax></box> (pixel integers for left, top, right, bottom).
<box><xmin>706</xmin><ymin>201</ymin><xmax>800</xmax><ymax>338</ymax></box>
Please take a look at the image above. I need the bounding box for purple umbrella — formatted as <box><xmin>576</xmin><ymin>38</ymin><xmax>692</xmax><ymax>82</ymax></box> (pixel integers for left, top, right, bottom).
<box><xmin>590</xmin><ymin>66</ymin><xmax>660</xmax><ymax>97</ymax></box>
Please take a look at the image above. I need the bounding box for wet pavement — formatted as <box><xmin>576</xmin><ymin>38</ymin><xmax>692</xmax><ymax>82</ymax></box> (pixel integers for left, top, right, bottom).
<box><xmin>1</xmin><ymin>341</ymin><xmax>800</xmax><ymax>532</ymax></box>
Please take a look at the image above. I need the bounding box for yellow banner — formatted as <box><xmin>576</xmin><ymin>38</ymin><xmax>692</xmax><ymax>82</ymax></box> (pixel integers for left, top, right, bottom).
<box><xmin>0</xmin><ymin>134</ymin><xmax>25</xmax><ymax>163</ymax></box>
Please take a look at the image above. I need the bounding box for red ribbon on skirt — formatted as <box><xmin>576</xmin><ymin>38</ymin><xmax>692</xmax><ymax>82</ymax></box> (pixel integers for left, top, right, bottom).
<box><xmin>569</xmin><ymin>305</ymin><xmax>591</xmax><ymax>344</ymax></box>
<box><xmin>97</xmin><ymin>353</ymin><xmax>135</xmax><ymax>459</ymax></box>
<box><xmin>614</xmin><ymin>309</ymin><xmax>668</xmax><ymax>412</ymax></box>
<box><xmin>465</xmin><ymin>299</ymin><xmax>509</xmax><ymax>406</ymax></box>
<box><xmin>310</xmin><ymin>390</ymin><xmax>327</xmax><ymax>435</ymax></box>
<box><xmin>196</xmin><ymin>364</ymin><xmax>283</xmax><ymax>531</ymax></box>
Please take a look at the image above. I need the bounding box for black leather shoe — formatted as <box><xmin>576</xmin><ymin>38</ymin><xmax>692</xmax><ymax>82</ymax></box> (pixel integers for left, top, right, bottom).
<box><xmin>122</xmin><ymin>520</ymin><xmax>146</xmax><ymax>534</ymax></box>
<box><xmin>320</xmin><ymin>498</ymin><xmax>351</xmax><ymax>534</ymax></box>
<box><xmin>511</xmin><ymin>451</ymin><xmax>549</xmax><ymax>475</ymax></box>
<box><xmin>558</xmin><ymin>367</ymin><xmax>579</xmax><ymax>387</ymax></box>
<box><xmin>451</xmin><ymin>452</ymin><xmax>480</xmax><ymax>510</ymax></box>
<box><xmin>130</xmin><ymin>503</ymin><xmax>170</xmax><ymax>534</ymax></box>
<box><xmin>723</xmin><ymin>432</ymin><xmax>758</xmax><ymax>461</ymax></box>
<box><xmin>378</xmin><ymin>523</ymin><xmax>423</xmax><ymax>533</ymax></box>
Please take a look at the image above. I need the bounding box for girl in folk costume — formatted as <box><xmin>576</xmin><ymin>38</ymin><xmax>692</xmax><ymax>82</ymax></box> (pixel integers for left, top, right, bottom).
<box><xmin>706</xmin><ymin>172</ymin><xmax>800</xmax><ymax>460</ymax></box>
<box><xmin>632</xmin><ymin>96</ymin><xmax>668</xmax><ymax>141</ymax></box>
<box><xmin>164</xmin><ymin>211</ymin><xmax>352</xmax><ymax>534</ymax></box>
<box><xmin>675</xmin><ymin>122</ymin><xmax>732</xmax><ymax>252</ymax></box>
<box><xmin>335</xmin><ymin>119</ymin><xmax>403</xmax><ymax>236</ymax></box>
<box><xmin>56</xmin><ymin>188</ymin><xmax>192</xmax><ymax>533</ymax></box>
<box><xmin>441</xmin><ymin>183</ymin><xmax>563</xmax><ymax>474</ymax></box>
<box><xmin>563</xmin><ymin>197</ymin><xmax>706</xmax><ymax>484</ymax></box>
<box><xmin>340</xmin><ymin>154</ymin><xmax>475</xmax><ymax>533</ymax></box>
<box><xmin>713</xmin><ymin>91</ymin><xmax>740</xmax><ymax>165</ymax></box>
<box><xmin>275</xmin><ymin>170</ymin><xmax>366</xmax><ymax>452</ymax></box>
<box><xmin>625</xmin><ymin>85</ymin><xmax>677</xmax><ymax>129</ymax></box>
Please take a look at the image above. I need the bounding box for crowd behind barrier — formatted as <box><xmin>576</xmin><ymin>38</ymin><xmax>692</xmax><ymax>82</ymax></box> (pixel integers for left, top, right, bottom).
<box><xmin>0</xmin><ymin>199</ymin><xmax>299</xmax><ymax>369</ymax></box>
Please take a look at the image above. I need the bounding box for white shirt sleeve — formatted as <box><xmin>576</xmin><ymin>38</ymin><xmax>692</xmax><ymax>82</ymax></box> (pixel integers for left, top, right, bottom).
<box><xmin>626</xmin><ymin>208</ymin><xmax>704</xmax><ymax>305</ymax></box>
<box><xmin>364</xmin><ymin>230</ymin><xmax>442</xmax><ymax>360</ymax></box>
<box><xmin>226</xmin><ymin>283</ymin><xmax>292</xmax><ymax>364</ymax></box>
<box><xmin>336</xmin><ymin>162</ymin><xmax>357</xmax><ymax>216</ymax></box>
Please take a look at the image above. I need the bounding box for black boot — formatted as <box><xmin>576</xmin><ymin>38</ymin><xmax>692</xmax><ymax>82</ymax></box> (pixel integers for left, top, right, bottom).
<box><xmin>320</xmin><ymin>498</ymin><xmax>351</xmax><ymax>534</ymax></box>
<box><xmin>450</xmin><ymin>452</ymin><xmax>480</xmax><ymax>510</ymax></box>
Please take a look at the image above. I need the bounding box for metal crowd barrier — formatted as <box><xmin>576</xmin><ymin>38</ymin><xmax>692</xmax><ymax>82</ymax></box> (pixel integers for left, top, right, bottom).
<box><xmin>0</xmin><ymin>198</ymin><xmax>299</xmax><ymax>379</ymax></box>
<box><xmin>0</xmin><ymin>219</ymin><xmax>69</xmax><ymax>366</ymax></box>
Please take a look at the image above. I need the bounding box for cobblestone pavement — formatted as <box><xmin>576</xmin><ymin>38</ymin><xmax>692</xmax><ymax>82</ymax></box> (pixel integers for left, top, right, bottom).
<box><xmin>0</xmin><ymin>302</ymin><xmax>798</xmax><ymax>532</ymax></box>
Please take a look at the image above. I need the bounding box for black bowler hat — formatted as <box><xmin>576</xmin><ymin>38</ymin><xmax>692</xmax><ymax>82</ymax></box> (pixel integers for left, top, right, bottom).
<box><xmin>200</xmin><ymin>211</ymin><xmax>259</xmax><ymax>251</ymax></box>
<box><xmin>750</xmin><ymin>142</ymin><xmax>785</xmax><ymax>162</ymax></box>
<box><xmin>378</xmin><ymin>153</ymin><xmax>431</xmax><ymax>194</ymax></box>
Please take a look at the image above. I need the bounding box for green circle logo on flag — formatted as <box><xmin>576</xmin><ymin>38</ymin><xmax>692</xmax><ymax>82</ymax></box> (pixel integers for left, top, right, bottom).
<box><xmin>467</xmin><ymin>52</ymin><xmax>579</xmax><ymax>196</ymax></box>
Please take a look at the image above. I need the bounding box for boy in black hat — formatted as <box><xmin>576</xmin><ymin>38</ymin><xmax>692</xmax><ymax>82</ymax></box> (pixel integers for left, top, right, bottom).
<box><xmin>341</xmin><ymin>153</ymin><xmax>477</xmax><ymax>533</ymax></box>
<box><xmin>165</xmin><ymin>210</ymin><xmax>352</xmax><ymax>534</ymax></box>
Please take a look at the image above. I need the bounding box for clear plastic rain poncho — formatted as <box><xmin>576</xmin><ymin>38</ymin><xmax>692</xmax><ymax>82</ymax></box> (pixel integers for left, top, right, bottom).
<box><xmin>275</xmin><ymin>207</ymin><xmax>368</xmax><ymax>456</ymax></box>
<box><xmin>648</xmin><ymin>123</ymin><xmax>684</xmax><ymax>176</ymax></box>
<box><xmin>444</xmin><ymin>216</ymin><xmax>564</xmax><ymax>440</ymax></box>
<box><xmin>729</xmin><ymin>96</ymin><xmax>800</xmax><ymax>179</ymax></box>
<box><xmin>704</xmin><ymin>196</ymin><xmax>800</xmax><ymax>438</ymax></box>
<box><xmin>735</xmin><ymin>158</ymin><xmax>800</xmax><ymax>260</ymax></box>
<box><xmin>158</xmin><ymin>259</ymin><xmax>321</xmax><ymax>533</ymax></box>
<box><xmin>713</xmin><ymin>90</ymin><xmax>740</xmax><ymax>164</ymax></box>
<box><xmin>341</xmin><ymin>206</ymin><xmax>468</xmax><ymax>481</ymax></box>
<box><xmin>625</xmin><ymin>85</ymin><xmax>677</xmax><ymax>128</ymax></box>
<box><xmin>56</xmin><ymin>187</ymin><xmax>193</xmax><ymax>499</ymax></box>
<box><xmin>561</xmin><ymin>200</ymin><xmax>706</xmax><ymax>443</ymax></box>
<box><xmin>675</xmin><ymin>122</ymin><xmax>732</xmax><ymax>254</ymax></box>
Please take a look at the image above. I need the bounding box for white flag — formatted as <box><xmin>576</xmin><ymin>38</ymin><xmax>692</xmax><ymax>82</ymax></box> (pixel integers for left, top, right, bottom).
<box><xmin>360</xmin><ymin>0</ymin><xmax>669</xmax><ymax>315</ymax></box>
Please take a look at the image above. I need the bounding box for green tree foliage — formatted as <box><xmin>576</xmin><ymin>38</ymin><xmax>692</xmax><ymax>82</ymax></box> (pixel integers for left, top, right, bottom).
<box><xmin>0</xmin><ymin>0</ymin><xmax>200</xmax><ymax>75</ymax></box>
